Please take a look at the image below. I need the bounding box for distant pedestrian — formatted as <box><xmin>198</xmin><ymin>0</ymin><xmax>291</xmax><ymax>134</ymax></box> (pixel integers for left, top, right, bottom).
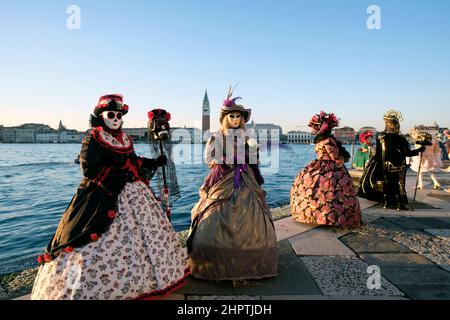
<box><xmin>352</xmin><ymin>131</ymin><xmax>374</xmax><ymax>170</ymax></box>
<box><xmin>409</xmin><ymin>130</ymin><xmax>442</xmax><ymax>190</ymax></box>
<box><xmin>290</xmin><ymin>111</ymin><xmax>361</xmax><ymax>228</ymax></box>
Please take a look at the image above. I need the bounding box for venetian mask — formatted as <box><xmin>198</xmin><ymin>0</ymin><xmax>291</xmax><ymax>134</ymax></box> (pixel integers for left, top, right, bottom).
<box><xmin>227</xmin><ymin>112</ymin><xmax>242</xmax><ymax>129</ymax></box>
<box><xmin>101</xmin><ymin>110</ymin><xmax>123</xmax><ymax>131</ymax></box>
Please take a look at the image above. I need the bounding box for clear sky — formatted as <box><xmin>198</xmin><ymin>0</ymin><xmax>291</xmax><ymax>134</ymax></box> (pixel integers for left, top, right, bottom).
<box><xmin>0</xmin><ymin>0</ymin><xmax>449</xmax><ymax>133</ymax></box>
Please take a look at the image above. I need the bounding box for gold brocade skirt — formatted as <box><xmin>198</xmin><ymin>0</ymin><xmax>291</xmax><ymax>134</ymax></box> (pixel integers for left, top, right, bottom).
<box><xmin>187</xmin><ymin>169</ymin><xmax>278</xmax><ymax>280</ymax></box>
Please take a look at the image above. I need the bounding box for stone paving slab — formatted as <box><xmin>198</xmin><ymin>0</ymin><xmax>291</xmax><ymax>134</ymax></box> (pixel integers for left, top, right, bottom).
<box><xmin>376</xmin><ymin>266</ymin><xmax>450</xmax><ymax>300</ymax></box>
<box><xmin>232</xmin><ymin>241</ymin><xmax>321</xmax><ymax>296</ymax></box>
<box><xmin>390</xmin><ymin>284</ymin><xmax>450</xmax><ymax>300</ymax></box>
<box><xmin>275</xmin><ymin>217</ymin><xmax>317</xmax><ymax>241</ymax></box>
<box><xmin>424</xmin><ymin>229</ymin><xmax>450</xmax><ymax>240</ymax></box>
<box><xmin>261</xmin><ymin>295</ymin><xmax>329</xmax><ymax>300</ymax></box>
<box><xmin>186</xmin><ymin>295</ymin><xmax>261</xmax><ymax>300</ymax></box>
<box><xmin>174</xmin><ymin>277</ymin><xmax>234</xmax><ymax>296</ymax></box>
<box><xmin>370</xmin><ymin>218</ymin><xmax>407</xmax><ymax>231</ymax></box>
<box><xmin>393</xmin><ymin>230</ymin><xmax>450</xmax><ymax>271</ymax></box>
<box><xmin>359</xmin><ymin>253</ymin><xmax>436</xmax><ymax>268</ymax></box>
<box><xmin>383</xmin><ymin>217</ymin><xmax>445</xmax><ymax>230</ymax></box>
<box><xmin>340</xmin><ymin>232</ymin><xmax>413</xmax><ymax>254</ymax></box>
<box><xmin>289</xmin><ymin>227</ymin><xmax>355</xmax><ymax>256</ymax></box>
<box><xmin>358</xmin><ymin>198</ymin><xmax>378</xmax><ymax>210</ymax></box>
<box><xmin>300</xmin><ymin>256</ymin><xmax>404</xmax><ymax>297</ymax></box>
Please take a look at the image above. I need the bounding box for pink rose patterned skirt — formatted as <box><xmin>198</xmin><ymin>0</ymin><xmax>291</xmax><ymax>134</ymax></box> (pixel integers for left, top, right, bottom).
<box><xmin>31</xmin><ymin>181</ymin><xmax>190</xmax><ymax>300</ymax></box>
<box><xmin>290</xmin><ymin>160</ymin><xmax>362</xmax><ymax>228</ymax></box>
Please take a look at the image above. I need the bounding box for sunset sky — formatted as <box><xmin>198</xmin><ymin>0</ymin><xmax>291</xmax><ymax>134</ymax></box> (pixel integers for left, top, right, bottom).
<box><xmin>1</xmin><ymin>0</ymin><xmax>449</xmax><ymax>133</ymax></box>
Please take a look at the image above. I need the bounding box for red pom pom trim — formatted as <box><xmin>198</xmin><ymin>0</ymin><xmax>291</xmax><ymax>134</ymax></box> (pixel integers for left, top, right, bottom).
<box><xmin>107</xmin><ymin>210</ymin><xmax>117</xmax><ymax>219</ymax></box>
<box><xmin>64</xmin><ymin>246</ymin><xmax>74</xmax><ymax>253</ymax></box>
<box><xmin>90</xmin><ymin>233</ymin><xmax>99</xmax><ymax>242</ymax></box>
<box><xmin>148</xmin><ymin>111</ymin><xmax>154</xmax><ymax>121</ymax></box>
<box><xmin>166</xmin><ymin>112</ymin><xmax>171</xmax><ymax>121</ymax></box>
<box><xmin>37</xmin><ymin>255</ymin><xmax>44</xmax><ymax>264</ymax></box>
<box><xmin>44</xmin><ymin>254</ymin><xmax>52</xmax><ymax>262</ymax></box>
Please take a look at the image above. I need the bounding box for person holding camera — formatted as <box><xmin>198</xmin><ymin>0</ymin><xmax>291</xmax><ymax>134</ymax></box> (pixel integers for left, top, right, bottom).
<box><xmin>290</xmin><ymin>111</ymin><xmax>361</xmax><ymax>228</ymax></box>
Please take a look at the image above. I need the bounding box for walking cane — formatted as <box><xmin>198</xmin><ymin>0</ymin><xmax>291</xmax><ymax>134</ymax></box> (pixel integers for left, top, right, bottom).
<box><xmin>411</xmin><ymin>151</ymin><xmax>424</xmax><ymax>212</ymax></box>
<box><xmin>148</xmin><ymin>109</ymin><xmax>172</xmax><ymax>222</ymax></box>
<box><xmin>159</xmin><ymin>139</ymin><xmax>171</xmax><ymax>222</ymax></box>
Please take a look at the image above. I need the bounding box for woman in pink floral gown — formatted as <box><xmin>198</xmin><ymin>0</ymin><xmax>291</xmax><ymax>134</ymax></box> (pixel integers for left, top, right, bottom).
<box><xmin>290</xmin><ymin>111</ymin><xmax>362</xmax><ymax>228</ymax></box>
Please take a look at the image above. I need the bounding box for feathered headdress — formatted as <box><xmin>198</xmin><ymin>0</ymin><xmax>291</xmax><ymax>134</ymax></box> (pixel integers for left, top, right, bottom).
<box><xmin>308</xmin><ymin>110</ymin><xmax>339</xmax><ymax>134</ymax></box>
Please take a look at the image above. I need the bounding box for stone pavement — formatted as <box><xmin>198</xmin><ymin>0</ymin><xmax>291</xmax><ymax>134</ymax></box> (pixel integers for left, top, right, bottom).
<box><xmin>169</xmin><ymin>171</ymin><xmax>450</xmax><ymax>300</ymax></box>
<box><xmin>11</xmin><ymin>170</ymin><xmax>450</xmax><ymax>300</ymax></box>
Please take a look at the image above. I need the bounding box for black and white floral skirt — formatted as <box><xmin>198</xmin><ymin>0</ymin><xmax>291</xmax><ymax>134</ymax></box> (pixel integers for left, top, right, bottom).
<box><xmin>31</xmin><ymin>181</ymin><xmax>190</xmax><ymax>300</ymax></box>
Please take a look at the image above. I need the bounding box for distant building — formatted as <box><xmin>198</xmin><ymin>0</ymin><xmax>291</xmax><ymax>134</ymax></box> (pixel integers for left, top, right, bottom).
<box><xmin>123</xmin><ymin>128</ymin><xmax>148</xmax><ymax>143</ymax></box>
<box><xmin>2</xmin><ymin>127</ymin><xmax>15</xmax><ymax>143</ymax></box>
<box><xmin>36</xmin><ymin>132</ymin><xmax>60</xmax><ymax>143</ymax></box>
<box><xmin>247</xmin><ymin>122</ymin><xmax>282</xmax><ymax>144</ymax></box>
<box><xmin>333</xmin><ymin>126</ymin><xmax>356</xmax><ymax>144</ymax></box>
<box><xmin>287</xmin><ymin>131</ymin><xmax>314</xmax><ymax>144</ymax></box>
<box><xmin>14</xmin><ymin>128</ymin><xmax>36</xmax><ymax>143</ymax></box>
<box><xmin>202</xmin><ymin>90</ymin><xmax>210</xmax><ymax>143</ymax></box>
<box><xmin>171</xmin><ymin>127</ymin><xmax>202</xmax><ymax>144</ymax></box>
<box><xmin>414</xmin><ymin>122</ymin><xmax>442</xmax><ymax>137</ymax></box>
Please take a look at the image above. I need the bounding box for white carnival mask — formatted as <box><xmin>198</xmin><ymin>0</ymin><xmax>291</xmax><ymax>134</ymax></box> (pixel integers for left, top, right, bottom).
<box><xmin>101</xmin><ymin>110</ymin><xmax>123</xmax><ymax>130</ymax></box>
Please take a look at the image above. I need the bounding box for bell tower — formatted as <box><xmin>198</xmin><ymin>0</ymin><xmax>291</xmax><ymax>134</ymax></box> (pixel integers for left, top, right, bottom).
<box><xmin>202</xmin><ymin>90</ymin><xmax>210</xmax><ymax>143</ymax></box>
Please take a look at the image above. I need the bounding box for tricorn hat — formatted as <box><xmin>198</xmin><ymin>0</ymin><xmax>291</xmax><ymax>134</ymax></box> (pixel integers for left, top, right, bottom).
<box><xmin>93</xmin><ymin>94</ymin><xmax>129</xmax><ymax>116</ymax></box>
<box><xmin>219</xmin><ymin>85</ymin><xmax>251</xmax><ymax>123</ymax></box>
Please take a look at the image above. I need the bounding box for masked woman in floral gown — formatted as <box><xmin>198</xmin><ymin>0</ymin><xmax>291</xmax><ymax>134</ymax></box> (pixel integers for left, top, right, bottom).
<box><xmin>290</xmin><ymin>111</ymin><xmax>362</xmax><ymax>228</ymax></box>
<box><xmin>31</xmin><ymin>94</ymin><xmax>189</xmax><ymax>300</ymax></box>
<box><xmin>186</xmin><ymin>88</ymin><xmax>278</xmax><ymax>281</ymax></box>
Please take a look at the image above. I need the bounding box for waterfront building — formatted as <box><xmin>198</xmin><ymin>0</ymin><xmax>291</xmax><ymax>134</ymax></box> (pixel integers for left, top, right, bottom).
<box><xmin>286</xmin><ymin>131</ymin><xmax>314</xmax><ymax>144</ymax></box>
<box><xmin>414</xmin><ymin>123</ymin><xmax>443</xmax><ymax>137</ymax></box>
<box><xmin>36</xmin><ymin>132</ymin><xmax>60</xmax><ymax>143</ymax></box>
<box><xmin>248</xmin><ymin>122</ymin><xmax>282</xmax><ymax>144</ymax></box>
<box><xmin>14</xmin><ymin>128</ymin><xmax>36</xmax><ymax>143</ymax></box>
<box><xmin>2</xmin><ymin>127</ymin><xmax>15</xmax><ymax>143</ymax></box>
<box><xmin>202</xmin><ymin>90</ymin><xmax>210</xmax><ymax>143</ymax></box>
<box><xmin>333</xmin><ymin>126</ymin><xmax>356</xmax><ymax>144</ymax></box>
<box><xmin>123</xmin><ymin>127</ymin><xmax>148</xmax><ymax>143</ymax></box>
<box><xmin>171</xmin><ymin>127</ymin><xmax>202</xmax><ymax>144</ymax></box>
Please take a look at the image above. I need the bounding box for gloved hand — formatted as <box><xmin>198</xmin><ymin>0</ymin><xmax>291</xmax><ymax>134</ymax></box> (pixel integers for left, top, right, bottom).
<box><xmin>417</xmin><ymin>145</ymin><xmax>426</xmax><ymax>153</ymax></box>
<box><xmin>155</xmin><ymin>155</ymin><xmax>167</xmax><ymax>167</ymax></box>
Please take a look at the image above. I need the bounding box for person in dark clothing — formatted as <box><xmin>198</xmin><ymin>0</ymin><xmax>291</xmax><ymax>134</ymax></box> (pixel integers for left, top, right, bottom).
<box><xmin>32</xmin><ymin>94</ymin><xmax>189</xmax><ymax>300</ymax></box>
<box><xmin>359</xmin><ymin>110</ymin><xmax>424</xmax><ymax>211</ymax></box>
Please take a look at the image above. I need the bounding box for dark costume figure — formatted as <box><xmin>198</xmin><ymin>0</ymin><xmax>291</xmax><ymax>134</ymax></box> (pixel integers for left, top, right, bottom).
<box><xmin>358</xmin><ymin>110</ymin><xmax>424</xmax><ymax>211</ymax></box>
<box><xmin>290</xmin><ymin>111</ymin><xmax>361</xmax><ymax>228</ymax></box>
<box><xmin>31</xmin><ymin>94</ymin><xmax>189</xmax><ymax>300</ymax></box>
<box><xmin>186</xmin><ymin>87</ymin><xmax>278</xmax><ymax>280</ymax></box>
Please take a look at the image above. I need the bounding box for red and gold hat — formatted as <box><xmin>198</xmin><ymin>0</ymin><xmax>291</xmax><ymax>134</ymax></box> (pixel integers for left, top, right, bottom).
<box><xmin>93</xmin><ymin>94</ymin><xmax>129</xmax><ymax>116</ymax></box>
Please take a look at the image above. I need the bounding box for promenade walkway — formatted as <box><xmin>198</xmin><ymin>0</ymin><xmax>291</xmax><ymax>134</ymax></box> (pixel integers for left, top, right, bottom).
<box><xmin>11</xmin><ymin>170</ymin><xmax>450</xmax><ymax>300</ymax></box>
